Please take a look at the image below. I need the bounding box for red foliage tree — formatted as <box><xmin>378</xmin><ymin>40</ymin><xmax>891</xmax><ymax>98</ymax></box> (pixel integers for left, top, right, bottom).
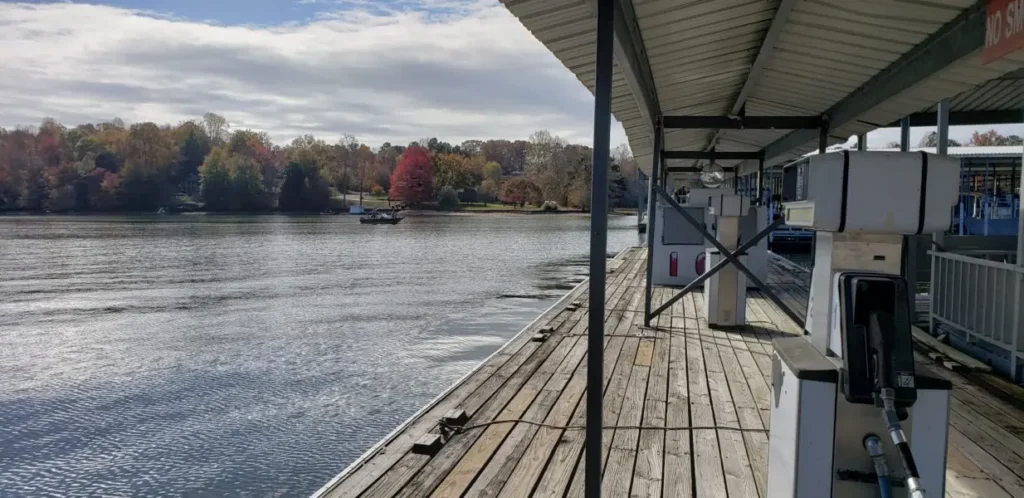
<box><xmin>389</xmin><ymin>145</ymin><xmax>434</xmax><ymax>205</ymax></box>
<box><xmin>500</xmin><ymin>178</ymin><xmax>542</xmax><ymax>208</ymax></box>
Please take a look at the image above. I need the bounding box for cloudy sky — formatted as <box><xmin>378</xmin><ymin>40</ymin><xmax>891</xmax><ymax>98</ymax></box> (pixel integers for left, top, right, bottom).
<box><xmin>1</xmin><ymin>0</ymin><xmax>1018</xmax><ymax>150</ymax></box>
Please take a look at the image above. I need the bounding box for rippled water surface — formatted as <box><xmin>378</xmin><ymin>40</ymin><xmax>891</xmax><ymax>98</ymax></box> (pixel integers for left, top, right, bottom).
<box><xmin>0</xmin><ymin>213</ymin><xmax>637</xmax><ymax>497</ymax></box>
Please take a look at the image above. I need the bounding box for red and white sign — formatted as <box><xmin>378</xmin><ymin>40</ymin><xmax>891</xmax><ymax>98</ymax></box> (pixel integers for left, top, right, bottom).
<box><xmin>983</xmin><ymin>0</ymin><xmax>1024</xmax><ymax>63</ymax></box>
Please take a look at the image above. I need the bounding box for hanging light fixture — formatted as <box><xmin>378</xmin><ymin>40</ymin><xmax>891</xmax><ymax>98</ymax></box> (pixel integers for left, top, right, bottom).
<box><xmin>699</xmin><ymin>161</ymin><xmax>726</xmax><ymax>188</ymax></box>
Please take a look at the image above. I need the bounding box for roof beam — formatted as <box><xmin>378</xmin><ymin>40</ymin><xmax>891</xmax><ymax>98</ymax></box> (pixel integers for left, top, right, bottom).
<box><xmin>585</xmin><ymin>0</ymin><xmax>660</xmax><ymax>134</ymax></box>
<box><xmin>704</xmin><ymin>0</ymin><xmax>797</xmax><ymax>150</ymax></box>
<box><xmin>663</xmin><ymin>150</ymin><xmax>763</xmax><ymax>160</ymax></box>
<box><xmin>665</xmin><ymin>166</ymin><xmax>737</xmax><ymax>173</ymax></box>
<box><xmin>664</xmin><ymin>115</ymin><xmax>822</xmax><ymax>130</ymax></box>
<box><xmin>887</xmin><ymin>109</ymin><xmax>1024</xmax><ymax>127</ymax></box>
<box><xmin>761</xmin><ymin>1</ymin><xmax>988</xmax><ymax>164</ymax></box>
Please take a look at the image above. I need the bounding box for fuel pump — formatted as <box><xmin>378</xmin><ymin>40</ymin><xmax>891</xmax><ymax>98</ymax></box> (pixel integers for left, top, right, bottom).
<box><xmin>704</xmin><ymin>193</ymin><xmax>749</xmax><ymax>327</ymax></box>
<box><xmin>766</xmin><ymin>151</ymin><xmax>959</xmax><ymax>498</ymax></box>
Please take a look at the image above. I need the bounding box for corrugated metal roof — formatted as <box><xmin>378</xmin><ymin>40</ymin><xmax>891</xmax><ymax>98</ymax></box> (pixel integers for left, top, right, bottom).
<box><xmin>502</xmin><ymin>0</ymin><xmax>1024</xmax><ymax>173</ymax></box>
<box><xmin>913</xmin><ymin>72</ymin><xmax>1024</xmax><ymax>114</ymax></box>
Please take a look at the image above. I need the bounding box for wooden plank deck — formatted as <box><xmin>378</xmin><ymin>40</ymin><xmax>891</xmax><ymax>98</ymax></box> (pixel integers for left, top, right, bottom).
<box><xmin>316</xmin><ymin>247</ymin><xmax>1024</xmax><ymax>498</ymax></box>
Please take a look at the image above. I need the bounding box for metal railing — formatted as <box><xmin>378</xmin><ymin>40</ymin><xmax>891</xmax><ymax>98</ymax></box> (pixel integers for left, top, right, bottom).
<box><xmin>929</xmin><ymin>250</ymin><xmax>1024</xmax><ymax>382</ymax></box>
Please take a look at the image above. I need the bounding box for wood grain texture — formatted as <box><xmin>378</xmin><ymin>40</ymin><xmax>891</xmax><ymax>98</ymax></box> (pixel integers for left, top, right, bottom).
<box><xmin>317</xmin><ymin>249</ymin><xmax>1024</xmax><ymax>498</ymax></box>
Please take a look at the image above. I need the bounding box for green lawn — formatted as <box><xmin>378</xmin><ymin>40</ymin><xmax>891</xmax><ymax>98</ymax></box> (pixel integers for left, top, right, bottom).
<box><xmin>460</xmin><ymin>203</ymin><xmax>541</xmax><ymax>212</ymax></box>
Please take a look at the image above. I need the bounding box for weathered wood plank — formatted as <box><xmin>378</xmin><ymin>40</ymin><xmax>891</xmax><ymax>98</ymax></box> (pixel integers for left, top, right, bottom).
<box><xmin>391</xmin><ymin>324</ymin><xmax>575</xmax><ymax>497</ymax></box>
<box><xmin>563</xmin><ymin>336</ymin><xmax>642</xmax><ymax>498</ymax></box>
<box><xmin>692</xmin><ymin>294</ymin><xmax>758</xmax><ymax>498</ymax></box>
<box><xmin>445</xmin><ymin>254</ymin><xmax>644</xmax><ymax>498</ymax></box>
<box><xmin>708</xmin><ymin>303</ymin><xmax>770</xmax><ymax>497</ymax></box>
<box><xmin>471</xmin><ymin>312</ymin><xmax>631</xmax><ymax>498</ymax></box>
<box><xmin>948</xmin><ymin>427</ymin><xmax>1024</xmax><ymax>497</ymax></box>
<box><xmin>526</xmin><ymin>337</ymin><xmax>625</xmax><ymax>498</ymax></box>
<box><xmin>631</xmin><ymin>323</ymin><xmax>669</xmax><ymax>497</ymax></box>
<box><xmin>949</xmin><ymin>397</ymin><xmax>1024</xmax><ymax>462</ymax></box>
<box><xmin>601</xmin><ymin>357</ymin><xmax>650</xmax><ymax>496</ymax></box>
<box><xmin>664</xmin><ymin>307</ymin><xmax>693</xmax><ymax>498</ymax></box>
<box><xmin>682</xmin><ymin>295</ymin><xmax>727</xmax><ymax>498</ymax></box>
<box><xmin>532</xmin><ymin>310</ymin><xmax>640</xmax><ymax>498</ymax></box>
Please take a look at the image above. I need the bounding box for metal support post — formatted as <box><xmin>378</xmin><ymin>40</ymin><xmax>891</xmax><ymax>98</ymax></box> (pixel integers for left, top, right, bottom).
<box><xmin>900</xmin><ymin>117</ymin><xmax>911</xmax><ymax>151</ymax></box>
<box><xmin>652</xmin><ymin>185</ymin><xmax>805</xmax><ymax>326</ymax></box>
<box><xmin>757</xmin><ymin>157</ymin><xmax>765</xmax><ymax>205</ymax></box>
<box><xmin>636</xmin><ymin>170</ymin><xmax>644</xmax><ymax>228</ymax></box>
<box><xmin>1018</xmin><ymin>108</ymin><xmax>1023</xmax><ymax>266</ymax></box>
<box><xmin>937</xmin><ymin>99</ymin><xmax>950</xmax><ymax>156</ymax></box>
<box><xmin>586</xmin><ymin>0</ymin><xmax>613</xmax><ymax>495</ymax></box>
<box><xmin>644</xmin><ymin>118</ymin><xmax>663</xmax><ymax>327</ymax></box>
<box><xmin>818</xmin><ymin>118</ymin><xmax>829</xmax><ymax>153</ymax></box>
<box><xmin>857</xmin><ymin>133</ymin><xmax>866</xmax><ymax>151</ymax></box>
<box><xmin>1015</xmin><ymin>107</ymin><xmax>1023</xmax><ymax>379</ymax></box>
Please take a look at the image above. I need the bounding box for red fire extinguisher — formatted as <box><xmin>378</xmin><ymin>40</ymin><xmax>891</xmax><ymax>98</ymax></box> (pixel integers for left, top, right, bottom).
<box><xmin>695</xmin><ymin>252</ymin><xmax>706</xmax><ymax>275</ymax></box>
<box><xmin>669</xmin><ymin>251</ymin><xmax>678</xmax><ymax>277</ymax></box>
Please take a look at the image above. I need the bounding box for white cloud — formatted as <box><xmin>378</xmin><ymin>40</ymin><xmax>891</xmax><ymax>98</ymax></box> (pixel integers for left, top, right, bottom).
<box><xmin>0</xmin><ymin>2</ymin><xmax>629</xmax><ymax>148</ymax></box>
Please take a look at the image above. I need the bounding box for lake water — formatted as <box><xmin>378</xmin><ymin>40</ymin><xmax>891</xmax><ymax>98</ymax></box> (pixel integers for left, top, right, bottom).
<box><xmin>0</xmin><ymin>213</ymin><xmax>638</xmax><ymax>497</ymax></box>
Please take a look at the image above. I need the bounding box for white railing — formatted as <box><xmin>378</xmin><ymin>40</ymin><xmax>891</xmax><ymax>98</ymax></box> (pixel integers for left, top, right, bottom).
<box><xmin>929</xmin><ymin>250</ymin><xmax>1024</xmax><ymax>382</ymax></box>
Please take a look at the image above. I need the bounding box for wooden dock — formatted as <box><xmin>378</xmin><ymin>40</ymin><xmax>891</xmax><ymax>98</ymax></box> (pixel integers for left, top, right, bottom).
<box><xmin>316</xmin><ymin>247</ymin><xmax>1024</xmax><ymax>498</ymax></box>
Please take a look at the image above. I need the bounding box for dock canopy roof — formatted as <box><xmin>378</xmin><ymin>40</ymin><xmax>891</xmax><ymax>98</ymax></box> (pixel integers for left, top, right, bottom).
<box><xmin>502</xmin><ymin>0</ymin><xmax>1024</xmax><ymax>172</ymax></box>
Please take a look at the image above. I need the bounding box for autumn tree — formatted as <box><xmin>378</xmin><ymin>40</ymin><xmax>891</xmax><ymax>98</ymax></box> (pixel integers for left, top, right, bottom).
<box><xmin>228</xmin><ymin>155</ymin><xmax>269</xmax><ymax>210</ymax></box>
<box><xmin>482</xmin><ymin>139</ymin><xmax>527</xmax><ymax>176</ymax></box>
<box><xmin>203</xmin><ymin>112</ymin><xmax>230</xmax><ymax>145</ymax></box>
<box><xmin>482</xmin><ymin>161</ymin><xmax>502</xmax><ymax>183</ymax></box>
<box><xmin>918</xmin><ymin>132</ymin><xmax>962</xmax><ymax>148</ymax></box>
<box><xmin>460</xmin><ymin>139</ymin><xmax>484</xmax><ymax>156</ymax></box>
<box><xmin>433</xmin><ymin>153</ymin><xmax>473</xmax><ymax>190</ymax></box>
<box><xmin>199</xmin><ymin>148</ymin><xmax>232</xmax><ymax>211</ymax></box>
<box><xmin>117</xmin><ymin>123</ymin><xmax>178</xmax><ymax>210</ymax></box>
<box><xmin>970</xmin><ymin>129</ymin><xmax>1024</xmax><ymax>146</ymax></box>
<box><xmin>500</xmin><ymin>178</ymin><xmax>542</xmax><ymax>208</ymax></box>
<box><xmin>389</xmin><ymin>145</ymin><xmax>434</xmax><ymax>206</ymax></box>
<box><xmin>173</xmin><ymin>122</ymin><xmax>211</xmax><ymax>188</ymax></box>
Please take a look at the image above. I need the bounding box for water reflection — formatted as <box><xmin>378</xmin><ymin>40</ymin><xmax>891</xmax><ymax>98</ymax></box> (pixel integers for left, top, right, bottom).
<box><xmin>0</xmin><ymin>213</ymin><xmax>636</xmax><ymax>497</ymax></box>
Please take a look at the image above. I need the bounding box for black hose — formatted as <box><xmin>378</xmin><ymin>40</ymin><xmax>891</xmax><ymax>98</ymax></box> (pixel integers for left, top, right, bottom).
<box><xmin>894</xmin><ymin>441</ymin><xmax>920</xmax><ymax>480</ymax></box>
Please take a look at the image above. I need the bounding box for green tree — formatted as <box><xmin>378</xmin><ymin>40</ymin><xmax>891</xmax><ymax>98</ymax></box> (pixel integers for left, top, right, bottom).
<box><xmin>200</xmin><ymin>148</ymin><xmax>232</xmax><ymax>211</ymax></box>
<box><xmin>229</xmin><ymin>156</ymin><xmax>268</xmax><ymax>210</ymax></box>
<box><xmin>434</xmin><ymin>153</ymin><xmax>473</xmax><ymax>190</ymax></box>
<box><xmin>482</xmin><ymin>161</ymin><xmax>502</xmax><ymax>184</ymax></box>
<box><xmin>438</xmin><ymin>185</ymin><xmax>460</xmax><ymax>211</ymax></box>
<box><xmin>176</xmin><ymin>125</ymin><xmax>210</xmax><ymax>185</ymax></box>
<box><xmin>278</xmin><ymin>162</ymin><xmax>307</xmax><ymax>211</ymax></box>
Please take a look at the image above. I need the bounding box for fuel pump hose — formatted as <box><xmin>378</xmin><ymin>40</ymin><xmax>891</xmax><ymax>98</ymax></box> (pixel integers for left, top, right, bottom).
<box><xmin>880</xmin><ymin>388</ymin><xmax>926</xmax><ymax>498</ymax></box>
<box><xmin>863</xmin><ymin>435</ymin><xmax>894</xmax><ymax>498</ymax></box>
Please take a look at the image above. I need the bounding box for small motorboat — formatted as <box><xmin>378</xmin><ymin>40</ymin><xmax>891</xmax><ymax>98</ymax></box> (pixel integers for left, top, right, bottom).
<box><xmin>359</xmin><ymin>209</ymin><xmax>404</xmax><ymax>225</ymax></box>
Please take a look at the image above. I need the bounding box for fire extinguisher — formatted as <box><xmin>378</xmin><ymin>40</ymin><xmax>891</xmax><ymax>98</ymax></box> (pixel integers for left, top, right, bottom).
<box><xmin>695</xmin><ymin>252</ymin><xmax>706</xmax><ymax>275</ymax></box>
<box><xmin>669</xmin><ymin>251</ymin><xmax>678</xmax><ymax>277</ymax></box>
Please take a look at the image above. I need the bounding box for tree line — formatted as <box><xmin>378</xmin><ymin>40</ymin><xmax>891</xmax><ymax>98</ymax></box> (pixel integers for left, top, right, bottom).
<box><xmin>883</xmin><ymin>129</ymin><xmax>1024</xmax><ymax>148</ymax></box>
<box><xmin>0</xmin><ymin>115</ymin><xmax>641</xmax><ymax>213</ymax></box>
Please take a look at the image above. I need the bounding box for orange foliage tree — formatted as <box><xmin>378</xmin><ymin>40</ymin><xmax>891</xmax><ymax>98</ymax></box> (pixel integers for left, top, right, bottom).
<box><xmin>389</xmin><ymin>145</ymin><xmax>434</xmax><ymax>205</ymax></box>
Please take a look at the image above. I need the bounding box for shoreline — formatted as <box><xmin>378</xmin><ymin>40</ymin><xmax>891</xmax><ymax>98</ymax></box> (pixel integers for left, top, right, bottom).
<box><xmin>0</xmin><ymin>209</ymin><xmax>638</xmax><ymax>217</ymax></box>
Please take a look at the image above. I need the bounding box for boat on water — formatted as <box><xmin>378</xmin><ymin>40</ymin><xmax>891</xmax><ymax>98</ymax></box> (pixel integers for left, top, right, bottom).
<box><xmin>359</xmin><ymin>209</ymin><xmax>403</xmax><ymax>225</ymax></box>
